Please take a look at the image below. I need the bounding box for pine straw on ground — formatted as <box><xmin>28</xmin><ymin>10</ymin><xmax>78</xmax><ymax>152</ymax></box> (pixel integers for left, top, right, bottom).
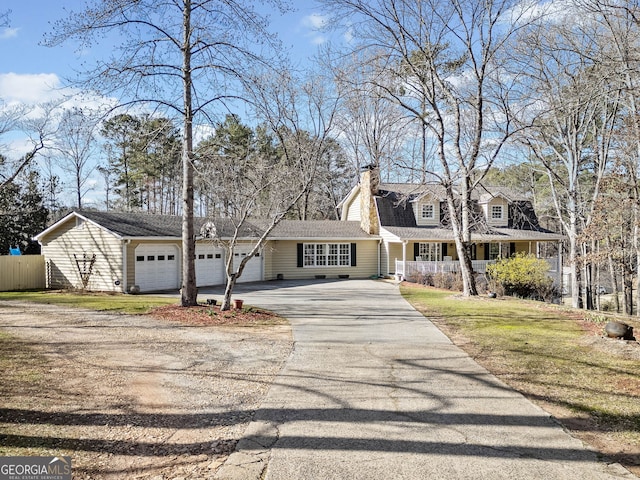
<box><xmin>150</xmin><ymin>303</ymin><xmax>288</xmax><ymax>326</ymax></box>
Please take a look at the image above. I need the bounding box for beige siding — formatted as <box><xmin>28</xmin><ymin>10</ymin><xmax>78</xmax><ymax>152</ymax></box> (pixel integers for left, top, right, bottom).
<box><xmin>387</xmin><ymin>242</ymin><xmax>405</xmax><ymax>275</ymax></box>
<box><xmin>345</xmin><ymin>194</ymin><xmax>361</xmax><ymax>221</ymax></box>
<box><xmin>484</xmin><ymin>197</ymin><xmax>509</xmax><ymax>227</ymax></box>
<box><xmin>413</xmin><ymin>198</ymin><xmax>440</xmax><ymax>226</ymax></box>
<box><xmin>264</xmin><ymin>240</ymin><xmax>378</xmax><ymax>280</ymax></box>
<box><xmin>40</xmin><ymin>217</ymin><xmax>124</xmax><ymax>292</ymax></box>
<box><xmin>0</xmin><ymin>256</ymin><xmax>46</xmax><ymax>291</ymax></box>
<box><xmin>513</xmin><ymin>241</ymin><xmax>537</xmax><ymax>255</ymax></box>
<box><xmin>380</xmin><ymin>241</ymin><xmax>390</xmax><ymax>277</ymax></box>
<box><xmin>379</xmin><ymin>229</ymin><xmax>401</xmax><ymax>276</ymax></box>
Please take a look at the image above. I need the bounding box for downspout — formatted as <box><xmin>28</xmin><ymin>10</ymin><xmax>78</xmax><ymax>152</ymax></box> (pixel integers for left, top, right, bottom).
<box><xmin>377</xmin><ymin>238</ymin><xmax>382</xmax><ymax>278</ymax></box>
<box><xmin>122</xmin><ymin>239</ymin><xmax>131</xmax><ymax>294</ymax></box>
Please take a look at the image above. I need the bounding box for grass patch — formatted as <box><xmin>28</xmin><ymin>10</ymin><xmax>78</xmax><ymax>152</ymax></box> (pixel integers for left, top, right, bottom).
<box><xmin>0</xmin><ymin>331</ymin><xmax>46</xmax><ymax>397</ymax></box>
<box><xmin>401</xmin><ymin>284</ymin><xmax>640</xmax><ymax>470</ymax></box>
<box><xmin>0</xmin><ymin>290</ymin><xmax>177</xmax><ymax>314</ymax></box>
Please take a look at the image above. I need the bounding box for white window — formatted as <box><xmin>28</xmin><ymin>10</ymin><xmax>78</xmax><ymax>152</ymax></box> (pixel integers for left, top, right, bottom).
<box><xmin>489</xmin><ymin>243</ymin><xmax>510</xmax><ymax>259</ymax></box>
<box><xmin>491</xmin><ymin>205</ymin><xmax>503</xmax><ymax>220</ymax></box>
<box><xmin>421</xmin><ymin>204</ymin><xmax>435</xmax><ymax>219</ymax></box>
<box><xmin>418</xmin><ymin>243</ymin><xmax>441</xmax><ymax>261</ymax></box>
<box><xmin>304</xmin><ymin>243</ymin><xmax>350</xmax><ymax>267</ymax></box>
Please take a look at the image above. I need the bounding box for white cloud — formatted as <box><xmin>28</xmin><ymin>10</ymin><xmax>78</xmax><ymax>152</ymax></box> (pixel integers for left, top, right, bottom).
<box><xmin>508</xmin><ymin>0</ymin><xmax>582</xmax><ymax>27</ymax></box>
<box><xmin>300</xmin><ymin>13</ymin><xmax>329</xmax><ymax>46</ymax></box>
<box><xmin>301</xmin><ymin>13</ymin><xmax>328</xmax><ymax>30</ymax></box>
<box><xmin>0</xmin><ymin>27</ymin><xmax>19</xmax><ymax>40</ymax></box>
<box><xmin>0</xmin><ymin>72</ymin><xmax>63</xmax><ymax>104</ymax></box>
<box><xmin>311</xmin><ymin>35</ymin><xmax>327</xmax><ymax>46</ymax></box>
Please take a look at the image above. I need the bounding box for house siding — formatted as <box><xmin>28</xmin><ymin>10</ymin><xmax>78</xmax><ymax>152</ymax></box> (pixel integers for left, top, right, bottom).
<box><xmin>345</xmin><ymin>194</ymin><xmax>361</xmax><ymax>221</ymax></box>
<box><xmin>413</xmin><ymin>198</ymin><xmax>440</xmax><ymax>226</ymax></box>
<box><xmin>40</xmin><ymin>217</ymin><xmax>124</xmax><ymax>292</ymax></box>
<box><xmin>378</xmin><ymin>229</ymin><xmax>400</xmax><ymax>276</ymax></box>
<box><xmin>387</xmin><ymin>242</ymin><xmax>404</xmax><ymax>275</ymax></box>
<box><xmin>484</xmin><ymin>197</ymin><xmax>509</xmax><ymax>227</ymax></box>
<box><xmin>264</xmin><ymin>239</ymin><xmax>378</xmax><ymax>280</ymax></box>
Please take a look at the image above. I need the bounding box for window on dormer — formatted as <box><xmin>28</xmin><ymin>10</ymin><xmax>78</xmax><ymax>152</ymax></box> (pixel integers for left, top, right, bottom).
<box><xmin>491</xmin><ymin>205</ymin><xmax>503</xmax><ymax>220</ymax></box>
<box><xmin>421</xmin><ymin>204</ymin><xmax>435</xmax><ymax>219</ymax></box>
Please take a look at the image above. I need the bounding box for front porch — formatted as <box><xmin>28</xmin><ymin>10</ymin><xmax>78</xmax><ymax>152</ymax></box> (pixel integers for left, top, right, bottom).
<box><xmin>396</xmin><ymin>259</ymin><xmax>493</xmax><ymax>278</ymax></box>
<box><xmin>395</xmin><ymin>256</ymin><xmax>561</xmax><ymax>284</ymax></box>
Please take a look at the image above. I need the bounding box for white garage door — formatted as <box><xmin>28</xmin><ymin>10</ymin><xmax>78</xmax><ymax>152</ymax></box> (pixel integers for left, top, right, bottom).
<box><xmin>195</xmin><ymin>244</ymin><xmax>225</xmax><ymax>286</ymax></box>
<box><xmin>134</xmin><ymin>245</ymin><xmax>180</xmax><ymax>292</ymax></box>
<box><xmin>233</xmin><ymin>246</ymin><xmax>263</xmax><ymax>283</ymax></box>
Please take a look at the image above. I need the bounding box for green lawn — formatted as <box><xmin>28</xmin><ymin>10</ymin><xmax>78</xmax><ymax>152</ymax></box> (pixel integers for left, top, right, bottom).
<box><xmin>0</xmin><ymin>290</ymin><xmax>177</xmax><ymax>314</ymax></box>
<box><xmin>401</xmin><ymin>284</ymin><xmax>640</xmax><ymax>465</ymax></box>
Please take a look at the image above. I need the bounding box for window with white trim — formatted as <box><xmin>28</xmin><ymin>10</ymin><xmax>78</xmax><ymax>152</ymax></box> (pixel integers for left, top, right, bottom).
<box><xmin>304</xmin><ymin>243</ymin><xmax>351</xmax><ymax>267</ymax></box>
<box><xmin>489</xmin><ymin>242</ymin><xmax>510</xmax><ymax>259</ymax></box>
<box><xmin>491</xmin><ymin>205</ymin><xmax>503</xmax><ymax>220</ymax></box>
<box><xmin>421</xmin><ymin>203</ymin><xmax>435</xmax><ymax>219</ymax></box>
<box><xmin>418</xmin><ymin>243</ymin><xmax>441</xmax><ymax>261</ymax></box>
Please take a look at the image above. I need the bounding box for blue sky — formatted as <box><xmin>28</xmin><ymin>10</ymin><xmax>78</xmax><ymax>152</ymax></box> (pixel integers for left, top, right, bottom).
<box><xmin>0</xmin><ymin>1</ymin><xmax>329</xmax><ymax>106</ymax></box>
<box><xmin>0</xmin><ymin>1</ymin><xmax>333</xmax><ymax>206</ymax></box>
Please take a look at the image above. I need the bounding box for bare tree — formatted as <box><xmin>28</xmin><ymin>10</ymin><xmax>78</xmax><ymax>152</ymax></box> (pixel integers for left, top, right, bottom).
<box><xmin>45</xmin><ymin>0</ymin><xmax>288</xmax><ymax>306</ymax></box>
<box><xmin>318</xmin><ymin>0</ymin><xmax>539</xmax><ymax>296</ymax></box>
<box><xmin>330</xmin><ymin>50</ymin><xmax>410</xmax><ymax>181</ymax></box>
<box><xmin>0</xmin><ymin>101</ymin><xmax>56</xmax><ymax>192</ymax></box>
<box><xmin>53</xmin><ymin>107</ymin><xmax>99</xmax><ymax>209</ymax></box>
<box><xmin>0</xmin><ymin>10</ymin><xmax>9</xmax><ymax>27</ymax></box>
<box><xmin>578</xmin><ymin>0</ymin><xmax>640</xmax><ymax>315</ymax></box>
<box><xmin>199</xmin><ymin>69</ymin><xmax>341</xmax><ymax>311</ymax></box>
<box><xmin>509</xmin><ymin>3</ymin><xmax>623</xmax><ymax>309</ymax></box>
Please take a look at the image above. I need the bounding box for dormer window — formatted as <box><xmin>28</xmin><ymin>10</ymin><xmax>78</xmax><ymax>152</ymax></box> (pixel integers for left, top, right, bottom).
<box><xmin>491</xmin><ymin>205</ymin><xmax>503</xmax><ymax>220</ymax></box>
<box><xmin>421</xmin><ymin>204</ymin><xmax>435</xmax><ymax>219</ymax></box>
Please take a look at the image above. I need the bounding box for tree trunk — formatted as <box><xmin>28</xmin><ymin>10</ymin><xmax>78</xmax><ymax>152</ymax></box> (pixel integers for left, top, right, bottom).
<box><xmin>446</xmin><ymin>191</ymin><xmax>477</xmax><ymax>296</ymax></box>
<box><xmin>635</xmin><ymin>199</ymin><xmax>640</xmax><ymax>317</ymax></box>
<box><xmin>180</xmin><ymin>1</ymin><xmax>197</xmax><ymax>307</ymax></box>
<box><xmin>221</xmin><ymin>273</ymin><xmax>238</xmax><ymax>311</ymax></box>
<box><xmin>605</xmin><ymin>236</ymin><xmax>620</xmax><ymax>313</ymax></box>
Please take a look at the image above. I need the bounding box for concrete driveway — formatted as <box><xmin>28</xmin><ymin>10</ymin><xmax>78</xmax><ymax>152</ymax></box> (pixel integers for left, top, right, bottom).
<box><xmin>210</xmin><ymin>279</ymin><xmax>633</xmax><ymax>480</ymax></box>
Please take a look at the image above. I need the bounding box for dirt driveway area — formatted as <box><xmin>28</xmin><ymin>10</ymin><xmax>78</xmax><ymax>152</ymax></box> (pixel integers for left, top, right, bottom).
<box><xmin>0</xmin><ymin>301</ymin><xmax>292</xmax><ymax>479</ymax></box>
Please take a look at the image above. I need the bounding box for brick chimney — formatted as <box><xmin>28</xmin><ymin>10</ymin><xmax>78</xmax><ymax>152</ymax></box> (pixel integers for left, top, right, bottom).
<box><xmin>360</xmin><ymin>164</ymin><xmax>380</xmax><ymax>235</ymax></box>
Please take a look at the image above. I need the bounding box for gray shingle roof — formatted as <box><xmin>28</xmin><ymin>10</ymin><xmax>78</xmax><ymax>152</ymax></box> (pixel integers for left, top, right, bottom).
<box><xmin>382</xmin><ymin>226</ymin><xmax>564</xmax><ymax>242</ymax></box>
<box><xmin>268</xmin><ymin>220</ymin><xmax>375</xmax><ymax>239</ymax></box>
<box><xmin>376</xmin><ymin>193</ymin><xmax>417</xmax><ymax>227</ymax></box>
<box><xmin>379</xmin><ymin>183</ymin><xmax>447</xmax><ymax>201</ymax></box>
<box><xmin>79</xmin><ymin>210</ymin><xmax>185</xmax><ymax>237</ymax></box>
<box><xmin>75</xmin><ymin>211</ymin><xmax>376</xmax><ymax>240</ymax></box>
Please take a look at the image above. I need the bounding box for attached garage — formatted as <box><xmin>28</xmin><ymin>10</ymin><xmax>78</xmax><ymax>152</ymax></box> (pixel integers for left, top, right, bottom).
<box><xmin>195</xmin><ymin>243</ymin><xmax>225</xmax><ymax>287</ymax></box>
<box><xmin>36</xmin><ymin>211</ymin><xmax>381</xmax><ymax>294</ymax></box>
<box><xmin>134</xmin><ymin>244</ymin><xmax>180</xmax><ymax>292</ymax></box>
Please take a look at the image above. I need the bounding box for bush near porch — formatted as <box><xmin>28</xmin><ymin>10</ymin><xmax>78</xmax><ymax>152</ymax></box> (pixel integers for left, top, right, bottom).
<box><xmin>486</xmin><ymin>253</ymin><xmax>557</xmax><ymax>301</ymax></box>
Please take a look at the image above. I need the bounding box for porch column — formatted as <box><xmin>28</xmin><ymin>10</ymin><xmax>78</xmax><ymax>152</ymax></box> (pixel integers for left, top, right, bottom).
<box><xmin>558</xmin><ymin>240</ymin><xmax>563</xmax><ymax>289</ymax></box>
<box><xmin>402</xmin><ymin>240</ymin><xmax>408</xmax><ymax>280</ymax></box>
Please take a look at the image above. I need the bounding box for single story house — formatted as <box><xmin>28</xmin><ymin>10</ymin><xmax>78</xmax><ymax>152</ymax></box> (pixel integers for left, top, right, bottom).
<box><xmin>34</xmin><ymin>211</ymin><xmax>380</xmax><ymax>293</ymax></box>
<box><xmin>34</xmin><ymin>166</ymin><xmax>564</xmax><ymax>292</ymax></box>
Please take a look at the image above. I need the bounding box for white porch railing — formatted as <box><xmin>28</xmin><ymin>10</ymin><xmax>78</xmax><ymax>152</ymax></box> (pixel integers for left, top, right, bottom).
<box><xmin>396</xmin><ymin>259</ymin><xmax>493</xmax><ymax>278</ymax></box>
<box><xmin>395</xmin><ymin>257</ymin><xmax>560</xmax><ymax>280</ymax></box>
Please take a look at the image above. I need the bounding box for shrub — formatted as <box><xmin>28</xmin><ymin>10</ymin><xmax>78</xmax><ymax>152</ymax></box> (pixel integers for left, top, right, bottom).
<box><xmin>486</xmin><ymin>253</ymin><xmax>557</xmax><ymax>301</ymax></box>
<box><xmin>433</xmin><ymin>272</ymin><xmax>463</xmax><ymax>291</ymax></box>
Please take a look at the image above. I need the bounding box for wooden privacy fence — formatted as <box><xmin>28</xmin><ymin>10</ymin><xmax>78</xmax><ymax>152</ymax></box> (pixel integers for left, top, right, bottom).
<box><xmin>0</xmin><ymin>255</ymin><xmax>46</xmax><ymax>291</ymax></box>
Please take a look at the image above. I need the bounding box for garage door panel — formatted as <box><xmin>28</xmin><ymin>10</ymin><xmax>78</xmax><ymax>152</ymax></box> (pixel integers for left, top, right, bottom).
<box><xmin>233</xmin><ymin>247</ymin><xmax>262</xmax><ymax>283</ymax></box>
<box><xmin>195</xmin><ymin>244</ymin><xmax>224</xmax><ymax>286</ymax></box>
<box><xmin>135</xmin><ymin>245</ymin><xmax>180</xmax><ymax>292</ymax></box>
